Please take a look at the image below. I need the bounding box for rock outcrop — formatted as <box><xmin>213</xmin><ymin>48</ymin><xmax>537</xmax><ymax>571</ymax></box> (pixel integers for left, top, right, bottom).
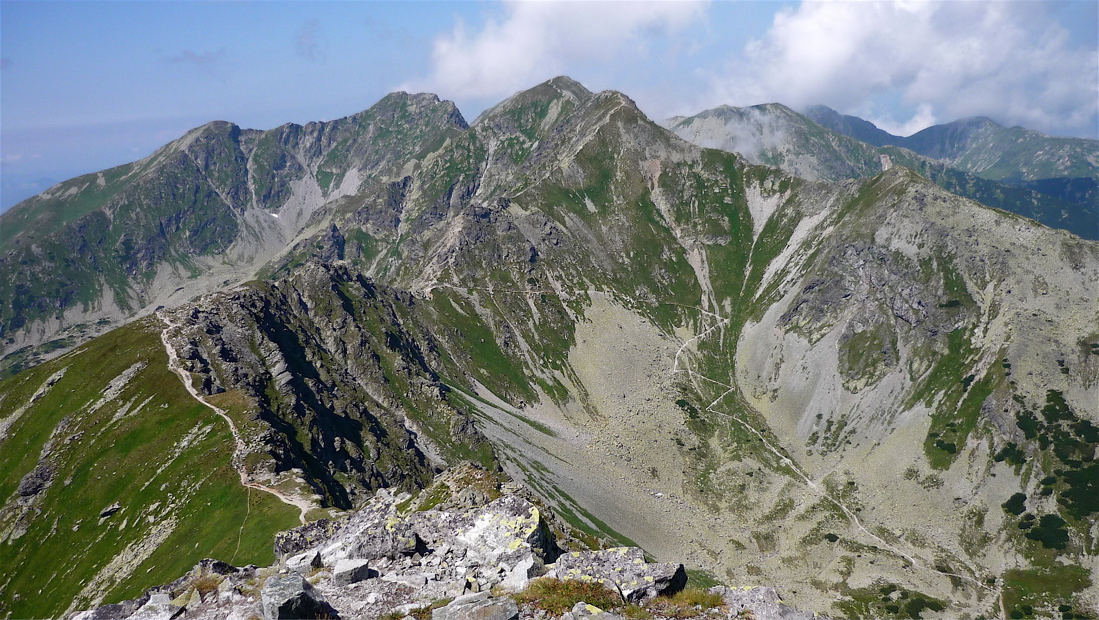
<box><xmin>69</xmin><ymin>464</ymin><xmax>821</xmax><ymax>620</ymax></box>
<box><xmin>261</xmin><ymin>574</ymin><xmax>338</xmax><ymax>620</ymax></box>
<box><xmin>548</xmin><ymin>547</ymin><xmax>686</xmax><ymax>604</ymax></box>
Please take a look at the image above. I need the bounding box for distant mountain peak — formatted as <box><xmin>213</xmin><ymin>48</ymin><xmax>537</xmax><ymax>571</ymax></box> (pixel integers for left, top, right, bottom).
<box><xmin>473</xmin><ymin>76</ymin><xmax>594</xmax><ymax>126</ymax></box>
<box><xmin>803</xmin><ymin>104</ymin><xmax>899</xmax><ymax>147</ymax></box>
<box><xmin>545</xmin><ymin>75</ymin><xmax>593</xmax><ymax>101</ymax></box>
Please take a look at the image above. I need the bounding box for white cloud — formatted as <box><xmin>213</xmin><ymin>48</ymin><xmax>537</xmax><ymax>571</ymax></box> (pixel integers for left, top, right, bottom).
<box><xmin>402</xmin><ymin>0</ymin><xmax>707</xmax><ymax>101</ymax></box>
<box><xmin>705</xmin><ymin>0</ymin><xmax>1098</xmax><ymax>137</ymax></box>
<box><xmin>865</xmin><ymin>102</ymin><xmax>936</xmax><ymax>137</ymax></box>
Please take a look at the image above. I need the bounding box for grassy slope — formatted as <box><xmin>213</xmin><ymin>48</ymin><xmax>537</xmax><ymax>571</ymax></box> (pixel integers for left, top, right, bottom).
<box><xmin>0</xmin><ymin>318</ymin><xmax>297</xmax><ymax>618</ymax></box>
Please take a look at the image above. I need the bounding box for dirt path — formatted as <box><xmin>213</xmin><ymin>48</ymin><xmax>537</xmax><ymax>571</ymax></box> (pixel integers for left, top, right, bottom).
<box><xmin>157</xmin><ymin>310</ymin><xmax>313</xmax><ymax>525</ymax></box>
<box><xmin>675</xmin><ymin>314</ymin><xmax>996</xmax><ymax>596</ymax></box>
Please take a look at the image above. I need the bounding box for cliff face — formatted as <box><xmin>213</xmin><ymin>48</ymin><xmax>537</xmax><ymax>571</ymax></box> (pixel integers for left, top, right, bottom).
<box><xmin>1</xmin><ymin>77</ymin><xmax>1097</xmax><ymax>619</ymax></box>
<box><xmin>159</xmin><ymin>261</ymin><xmax>496</xmax><ymax>509</ymax></box>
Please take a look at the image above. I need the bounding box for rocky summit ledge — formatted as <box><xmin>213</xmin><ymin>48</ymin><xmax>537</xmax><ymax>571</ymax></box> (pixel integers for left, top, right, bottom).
<box><xmin>70</xmin><ymin>464</ymin><xmax>826</xmax><ymax>620</ymax></box>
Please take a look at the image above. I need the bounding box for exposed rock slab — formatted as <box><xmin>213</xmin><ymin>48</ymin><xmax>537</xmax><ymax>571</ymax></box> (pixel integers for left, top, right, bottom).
<box><xmin>261</xmin><ymin>574</ymin><xmax>338</xmax><ymax>620</ymax></box>
<box><xmin>433</xmin><ymin>592</ymin><xmax>519</xmax><ymax>620</ymax></box>
<box><xmin>549</xmin><ymin>547</ymin><xmax>686</xmax><ymax>604</ymax></box>
<box><xmin>69</xmin><ymin>464</ymin><xmax>823</xmax><ymax>620</ymax></box>
<box><xmin>710</xmin><ymin>586</ymin><xmax>825</xmax><ymax>620</ymax></box>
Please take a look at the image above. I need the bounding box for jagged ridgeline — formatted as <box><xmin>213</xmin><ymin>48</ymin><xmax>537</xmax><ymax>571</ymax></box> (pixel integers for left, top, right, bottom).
<box><xmin>0</xmin><ymin>91</ymin><xmax>469</xmax><ymax>374</ymax></box>
<box><xmin>1</xmin><ymin>76</ymin><xmax>1097</xmax><ymax>618</ymax></box>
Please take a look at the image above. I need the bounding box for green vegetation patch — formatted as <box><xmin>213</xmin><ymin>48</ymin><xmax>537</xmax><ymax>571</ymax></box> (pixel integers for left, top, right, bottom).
<box><xmin>514</xmin><ymin>577</ymin><xmax>624</xmax><ymax>615</ymax></box>
<box><xmin>1002</xmin><ymin>565</ymin><xmax>1091</xmax><ymax>620</ymax></box>
<box><xmin>838</xmin><ymin>321</ymin><xmax>897</xmax><ymax>392</ymax></box>
<box><xmin>1007</xmin><ymin>390</ymin><xmax>1099</xmax><ymax>543</ymax></box>
<box><xmin>0</xmin><ymin>320</ymin><xmax>298</xmax><ymax>619</ymax></box>
<box><xmin>910</xmin><ymin>329</ymin><xmax>1000</xmax><ymax>469</ymax></box>
<box><xmin>428</xmin><ymin>292</ymin><xmax>534</xmax><ymax>402</ymax></box>
<box><xmin>835</xmin><ymin>582</ymin><xmax>948</xmax><ymax>620</ymax></box>
<box><xmin>1003</xmin><ymin>493</ymin><xmax>1028</xmax><ymax>516</ymax></box>
<box><xmin>1022</xmin><ymin>514</ymin><xmax>1070</xmax><ymax>550</ymax></box>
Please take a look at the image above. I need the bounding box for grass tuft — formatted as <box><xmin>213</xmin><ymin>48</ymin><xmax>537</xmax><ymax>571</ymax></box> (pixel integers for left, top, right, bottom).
<box><xmin>513</xmin><ymin>578</ymin><xmax>623</xmax><ymax>615</ymax></box>
<box><xmin>191</xmin><ymin>574</ymin><xmax>222</xmax><ymax>596</ymax></box>
<box><xmin>647</xmin><ymin>587</ymin><xmax>726</xmax><ymax>618</ymax></box>
<box><xmin>409</xmin><ymin>597</ymin><xmax>454</xmax><ymax>620</ymax></box>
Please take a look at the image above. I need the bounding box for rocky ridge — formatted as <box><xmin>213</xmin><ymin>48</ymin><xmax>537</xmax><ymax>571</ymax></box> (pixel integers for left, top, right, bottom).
<box><xmin>0</xmin><ymin>91</ymin><xmax>468</xmax><ymax>368</ymax></box>
<box><xmin>71</xmin><ymin>464</ymin><xmax>820</xmax><ymax>620</ymax></box>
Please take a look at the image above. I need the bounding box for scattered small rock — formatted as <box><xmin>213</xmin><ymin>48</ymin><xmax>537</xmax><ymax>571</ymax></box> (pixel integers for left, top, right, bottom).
<box><xmin>100</xmin><ymin>503</ymin><xmax>123</xmax><ymax>518</ymax></box>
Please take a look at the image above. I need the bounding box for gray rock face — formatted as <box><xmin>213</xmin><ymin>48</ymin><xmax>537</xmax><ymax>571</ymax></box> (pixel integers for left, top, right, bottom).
<box><xmin>276</xmin><ymin>520</ymin><xmax>338</xmax><ymax>559</ymax></box>
<box><xmin>70</xmin><ymin>596</ymin><xmax>149</xmax><ymax>620</ymax></box>
<box><xmin>17</xmin><ymin>462</ymin><xmax>54</xmax><ymax>497</ymax></box>
<box><xmin>332</xmin><ymin>559</ymin><xmax>373</xmax><ymax>586</ymax></box>
<box><xmin>710</xmin><ymin>586</ymin><xmax>827</xmax><ymax>620</ymax></box>
<box><xmin>99</xmin><ymin>503</ymin><xmax>122</xmax><ymax>518</ymax></box>
<box><xmin>431</xmin><ymin>592</ymin><xmax>518</xmax><ymax>620</ymax></box>
<box><xmin>260</xmin><ymin>574</ymin><xmax>338</xmax><ymax>620</ymax></box>
<box><xmin>550</xmin><ymin>547</ymin><xmax>686</xmax><ymax>604</ymax></box>
<box><xmin>287</xmin><ymin>551</ymin><xmax>324</xmax><ymax>574</ymax></box>
<box><xmin>126</xmin><ymin>593</ymin><xmax>181</xmax><ymax>620</ymax></box>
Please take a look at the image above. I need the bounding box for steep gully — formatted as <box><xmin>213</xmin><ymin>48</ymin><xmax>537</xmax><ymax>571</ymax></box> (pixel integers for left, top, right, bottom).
<box><xmin>157</xmin><ymin>311</ymin><xmax>313</xmax><ymax>525</ymax></box>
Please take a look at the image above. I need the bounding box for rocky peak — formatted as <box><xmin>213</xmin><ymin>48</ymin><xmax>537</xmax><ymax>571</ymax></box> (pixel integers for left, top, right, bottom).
<box><xmin>901</xmin><ymin>116</ymin><xmax>1000</xmax><ymax>159</ymax></box>
<box><xmin>360</xmin><ymin>91</ymin><xmax>469</xmax><ymax>131</ymax></box>
<box><xmin>546</xmin><ymin>76</ymin><xmax>593</xmax><ymax>101</ymax></box>
<box><xmin>472</xmin><ymin>76</ymin><xmax>594</xmax><ymax>129</ymax></box>
<box><xmin>802</xmin><ymin>104</ymin><xmax>899</xmax><ymax>148</ymax></box>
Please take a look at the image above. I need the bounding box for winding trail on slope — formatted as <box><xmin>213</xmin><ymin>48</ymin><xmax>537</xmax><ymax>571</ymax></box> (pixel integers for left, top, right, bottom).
<box><xmin>157</xmin><ymin>310</ymin><xmax>312</xmax><ymax>525</ymax></box>
<box><xmin>672</xmin><ymin>312</ymin><xmax>996</xmax><ymax>597</ymax></box>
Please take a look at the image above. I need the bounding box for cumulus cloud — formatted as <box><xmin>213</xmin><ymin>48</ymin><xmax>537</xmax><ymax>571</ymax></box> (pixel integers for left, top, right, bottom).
<box><xmin>403</xmin><ymin>0</ymin><xmax>707</xmax><ymax>101</ymax></box>
<box><xmin>706</xmin><ymin>0</ymin><xmax>1098</xmax><ymax>137</ymax></box>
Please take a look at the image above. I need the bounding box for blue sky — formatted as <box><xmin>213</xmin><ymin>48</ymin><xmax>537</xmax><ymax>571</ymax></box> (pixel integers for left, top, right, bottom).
<box><xmin>2</xmin><ymin>0</ymin><xmax>1097</xmax><ymax>212</ymax></box>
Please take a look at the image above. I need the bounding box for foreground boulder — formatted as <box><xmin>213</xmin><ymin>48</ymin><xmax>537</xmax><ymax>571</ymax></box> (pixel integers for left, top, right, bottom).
<box><xmin>548</xmin><ymin>547</ymin><xmax>686</xmax><ymax>604</ymax></box>
<box><xmin>331</xmin><ymin>558</ymin><xmax>374</xmax><ymax>586</ymax></box>
<box><xmin>559</xmin><ymin>601</ymin><xmax>625</xmax><ymax>620</ymax></box>
<box><xmin>432</xmin><ymin>591</ymin><xmax>519</xmax><ymax>620</ymax></box>
<box><xmin>261</xmin><ymin>574</ymin><xmax>338</xmax><ymax>619</ymax></box>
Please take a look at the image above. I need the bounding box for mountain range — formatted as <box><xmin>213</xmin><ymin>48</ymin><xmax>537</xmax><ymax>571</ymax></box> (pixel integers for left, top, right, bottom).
<box><xmin>666</xmin><ymin>104</ymin><xmax>1097</xmax><ymax>240</ymax></box>
<box><xmin>0</xmin><ymin>77</ymin><xmax>1096</xmax><ymax>619</ymax></box>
